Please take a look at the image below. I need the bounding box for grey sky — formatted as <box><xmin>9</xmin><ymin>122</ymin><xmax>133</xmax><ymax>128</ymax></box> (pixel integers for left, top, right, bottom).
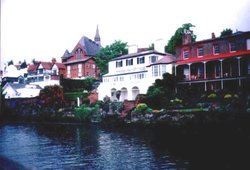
<box><xmin>1</xmin><ymin>0</ymin><xmax>250</xmax><ymax>66</ymax></box>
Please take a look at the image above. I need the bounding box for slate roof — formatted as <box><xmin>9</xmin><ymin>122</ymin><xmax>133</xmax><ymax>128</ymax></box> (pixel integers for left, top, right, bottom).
<box><xmin>61</xmin><ymin>49</ymin><xmax>72</xmax><ymax>59</ymax></box>
<box><xmin>61</xmin><ymin>36</ymin><xmax>101</xmax><ymax>60</ymax></box>
<box><xmin>78</xmin><ymin>36</ymin><xmax>101</xmax><ymax>56</ymax></box>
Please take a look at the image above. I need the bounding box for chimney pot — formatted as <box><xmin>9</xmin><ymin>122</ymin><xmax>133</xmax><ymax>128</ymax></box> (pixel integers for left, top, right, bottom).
<box><xmin>212</xmin><ymin>32</ymin><xmax>215</xmax><ymax>38</ymax></box>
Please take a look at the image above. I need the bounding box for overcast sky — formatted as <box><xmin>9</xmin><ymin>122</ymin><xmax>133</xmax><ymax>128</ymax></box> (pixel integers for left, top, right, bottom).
<box><xmin>1</xmin><ymin>0</ymin><xmax>250</xmax><ymax>67</ymax></box>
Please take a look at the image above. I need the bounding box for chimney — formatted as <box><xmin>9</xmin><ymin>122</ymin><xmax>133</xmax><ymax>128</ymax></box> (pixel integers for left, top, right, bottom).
<box><xmin>128</xmin><ymin>44</ymin><xmax>138</xmax><ymax>54</ymax></box>
<box><xmin>52</xmin><ymin>58</ymin><xmax>56</xmax><ymax>64</ymax></box>
<box><xmin>154</xmin><ymin>38</ymin><xmax>165</xmax><ymax>53</ymax></box>
<box><xmin>182</xmin><ymin>29</ymin><xmax>192</xmax><ymax>45</ymax></box>
<box><xmin>212</xmin><ymin>32</ymin><xmax>215</xmax><ymax>39</ymax></box>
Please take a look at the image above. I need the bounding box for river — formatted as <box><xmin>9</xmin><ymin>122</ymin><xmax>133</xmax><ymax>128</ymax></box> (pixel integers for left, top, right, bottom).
<box><xmin>0</xmin><ymin>123</ymin><xmax>189</xmax><ymax>170</ymax></box>
<box><xmin>1</xmin><ymin>122</ymin><xmax>250</xmax><ymax>170</ymax></box>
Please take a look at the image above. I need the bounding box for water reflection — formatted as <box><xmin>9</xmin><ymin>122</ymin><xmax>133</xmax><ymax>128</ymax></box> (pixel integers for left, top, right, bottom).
<box><xmin>0</xmin><ymin>124</ymin><xmax>187</xmax><ymax>169</ymax></box>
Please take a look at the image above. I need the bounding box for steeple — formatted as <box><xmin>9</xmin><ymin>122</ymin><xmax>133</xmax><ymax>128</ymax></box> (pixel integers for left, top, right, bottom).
<box><xmin>94</xmin><ymin>25</ymin><xmax>101</xmax><ymax>46</ymax></box>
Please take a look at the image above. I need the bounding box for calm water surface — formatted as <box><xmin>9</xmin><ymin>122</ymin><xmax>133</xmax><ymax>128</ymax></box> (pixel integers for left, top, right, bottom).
<box><xmin>0</xmin><ymin>124</ymin><xmax>188</xmax><ymax>169</ymax></box>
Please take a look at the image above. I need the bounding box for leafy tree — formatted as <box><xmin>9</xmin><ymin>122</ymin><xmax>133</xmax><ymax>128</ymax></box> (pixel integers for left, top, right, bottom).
<box><xmin>39</xmin><ymin>85</ymin><xmax>64</xmax><ymax>109</ymax></box>
<box><xmin>165</xmin><ymin>23</ymin><xmax>196</xmax><ymax>54</ymax></box>
<box><xmin>220</xmin><ymin>28</ymin><xmax>233</xmax><ymax>37</ymax></box>
<box><xmin>96</xmin><ymin>40</ymin><xmax>128</xmax><ymax>76</ymax></box>
<box><xmin>145</xmin><ymin>73</ymin><xmax>177</xmax><ymax>109</ymax></box>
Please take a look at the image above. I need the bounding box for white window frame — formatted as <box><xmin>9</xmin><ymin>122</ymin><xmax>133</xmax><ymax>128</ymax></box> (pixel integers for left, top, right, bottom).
<box><xmin>183</xmin><ymin>49</ymin><xmax>189</xmax><ymax>59</ymax></box>
<box><xmin>213</xmin><ymin>44</ymin><xmax>219</xmax><ymax>55</ymax></box>
<box><xmin>197</xmin><ymin>47</ymin><xmax>203</xmax><ymax>57</ymax></box>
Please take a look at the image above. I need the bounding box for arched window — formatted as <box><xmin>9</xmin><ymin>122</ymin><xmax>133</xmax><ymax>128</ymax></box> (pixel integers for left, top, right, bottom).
<box><xmin>132</xmin><ymin>86</ymin><xmax>139</xmax><ymax>100</ymax></box>
<box><xmin>75</xmin><ymin>48</ymin><xmax>83</xmax><ymax>59</ymax></box>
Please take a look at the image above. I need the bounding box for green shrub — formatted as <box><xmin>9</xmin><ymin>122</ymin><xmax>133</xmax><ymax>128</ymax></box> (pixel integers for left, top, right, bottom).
<box><xmin>135</xmin><ymin>103</ymin><xmax>148</xmax><ymax>113</ymax></box>
<box><xmin>208</xmin><ymin>93</ymin><xmax>217</xmax><ymax>98</ymax></box>
<box><xmin>74</xmin><ymin>104</ymin><xmax>99</xmax><ymax>121</ymax></box>
<box><xmin>224</xmin><ymin>94</ymin><xmax>232</xmax><ymax>99</ymax></box>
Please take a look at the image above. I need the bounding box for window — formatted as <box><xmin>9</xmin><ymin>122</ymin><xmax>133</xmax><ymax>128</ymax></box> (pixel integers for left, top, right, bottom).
<box><xmin>52</xmin><ymin>69</ymin><xmax>57</xmax><ymax>75</ymax></box>
<box><xmin>75</xmin><ymin>48</ymin><xmax>83</xmax><ymax>59</ymax></box>
<box><xmin>38</xmin><ymin>69</ymin><xmax>43</xmax><ymax>74</ymax></box>
<box><xmin>161</xmin><ymin>65</ymin><xmax>166</xmax><ymax>74</ymax></box>
<box><xmin>137</xmin><ymin>56</ymin><xmax>145</xmax><ymax>64</ymax></box>
<box><xmin>120</xmin><ymin>76</ymin><xmax>124</xmax><ymax>81</ymax></box>
<box><xmin>78</xmin><ymin>64</ymin><xmax>82</xmax><ymax>77</ymax></box>
<box><xmin>92</xmin><ymin>64</ymin><xmax>95</xmax><ymax>69</ymax></box>
<box><xmin>137</xmin><ymin>73</ymin><xmax>145</xmax><ymax>79</ymax></box>
<box><xmin>116</xmin><ymin>60</ymin><xmax>123</xmax><ymax>67</ymax></box>
<box><xmin>183</xmin><ymin>49</ymin><xmax>189</xmax><ymax>59</ymax></box>
<box><xmin>229</xmin><ymin>42</ymin><xmax>236</xmax><ymax>52</ymax></box>
<box><xmin>213</xmin><ymin>44</ymin><xmax>219</xmax><ymax>54</ymax></box>
<box><xmin>150</xmin><ymin>55</ymin><xmax>158</xmax><ymax>63</ymax></box>
<box><xmin>152</xmin><ymin>65</ymin><xmax>160</xmax><ymax>77</ymax></box>
<box><xmin>126</xmin><ymin>59</ymin><xmax>133</xmax><ymax>66</ymax></box>
<box><xmin>197</xmin><ymin>47</ymin><xmax>203</xmax><ymax>57</ymax></box>
<box><xmin>67</xmin><ymin>66</ymin><xmax>70</xmax><ymax>78</ymax></box>
<box><xmin>247</xmin><ymin>39</ymin><xmax>250</xmax><ymax>50</ymax></box>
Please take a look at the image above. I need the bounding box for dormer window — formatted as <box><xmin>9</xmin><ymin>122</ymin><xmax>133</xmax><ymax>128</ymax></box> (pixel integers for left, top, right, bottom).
<box><xmin>229</xmin><ymin>42</ymin><xmax>236</xmax><ymax>52</ymax></box>
<box><xmin>213</xmin><ymin>44</ymin><xmax>219</xmax><ymax>54</ymax></box>
<box><xmin>183</xmin><ymin>49</ymin><xmax>189</xmax><ymax>59</ymax></box>
<box><xmin>197</xmin><ymin>47</ymin><xmax>203</xmax><ymax>57</ymax></box>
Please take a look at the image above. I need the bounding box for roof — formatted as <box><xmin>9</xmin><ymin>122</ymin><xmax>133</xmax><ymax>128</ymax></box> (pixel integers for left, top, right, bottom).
<box><xmin>3</xmin><ymin>82</ymin><xmax>42</xmax><ymax>99</ymax></box>
<box><xmin>61</xmin><ymin>36</ymin><xmax>101</xmax><ymax>60</ymax></box>
<box><xmin>180</xmin><ymin>31</ymin><xmax>250</xmax><ymax>47</ymax></box>
<box><xmin>176</xmin><ymin>50</ymin><xmax>250</xmax><ymax>65</ymax></box>
<box><xmin>78</xmin><ymin>36</ymin><xmax>101</xmax><ymax>56</ymax></box>
<box><xmin>40</xmin><ymin>62</ymin><xmax>52</xmax><ymax>70</ymax></box>
<box><xmin>147</xmin><ymin>54</ymin><xmax>175</xmax><ymax>67</ymax></box>
<box><xmin>111</xmin><ymin>50</ymin><xmax>166</xmax><ymax>61</ymax></box>
<box><xmin>54</xmin><ymin>63</ymin><xmax>66</xmax><ymax>69</ymax></box>
<box><xmin>61</xmin><ymin>49</ymin><xmax>72</xmax><ymax>59</ymax></box>
<box><xmin>62</xmin><ymin>57</ymin><xmax>94</xmax><ymax>65</ymax></box>
<box><xmin>4</xmin><ymin>83</ymin><xmax>42</xmax><ymax>90</ymax></box>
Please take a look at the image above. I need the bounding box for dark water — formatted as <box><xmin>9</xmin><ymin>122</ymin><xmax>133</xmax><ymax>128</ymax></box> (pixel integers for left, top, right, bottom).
<box><xmin>0</xmin><ymin>124</ymin><xmax>188</xmax><ymax>170</ymax></box>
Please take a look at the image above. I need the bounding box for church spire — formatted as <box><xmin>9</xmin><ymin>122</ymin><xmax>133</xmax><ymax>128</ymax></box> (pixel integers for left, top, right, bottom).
<box><xmin>94</xmin><ymin>25</ymin><xmax>101</xmax><ymax>46</ymax></box>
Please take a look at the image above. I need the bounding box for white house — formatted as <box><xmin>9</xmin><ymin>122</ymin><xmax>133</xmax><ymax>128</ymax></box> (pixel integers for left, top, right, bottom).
<box><xmin>97</xmin><ymin>49</ymin><xmax>175</xmax><ymax>101</ymax></box>
<box><xmin>27</xmin><ymin>60</ymin><xmax>66</xmax><ymax>88</ymax></box>
<box><xmin>3</xmin><ymin>82</ymin><xmax>42</xmax><ymax>99</ymax></box>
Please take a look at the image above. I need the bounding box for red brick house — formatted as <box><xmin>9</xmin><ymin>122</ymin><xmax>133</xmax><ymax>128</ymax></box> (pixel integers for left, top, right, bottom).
<box><xmin>61</xmin><ymin>27</ymin><xmax>101</xmax><ymax>79</ymax></box>
<box><xmin>174</xmin><ymin>30</ymin><xmax>250</xmax><ymax>92</ymax></box>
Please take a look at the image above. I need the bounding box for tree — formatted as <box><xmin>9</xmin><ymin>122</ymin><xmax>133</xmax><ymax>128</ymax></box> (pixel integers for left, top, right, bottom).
<box><xmin>39</xmin><ymin>85</ymin><xmax>64</xmax><ymax>109</ymax></box>
<box><xmin>220</xmin><ymin>28</ymin><xmax>233</xmax><ymax>37</ymax></box>
<box><xmin>165</xmin><ymin>23</ymin><xmax>196</xmax><ymax>54</ymax></box>
<box><xmin>145</xmin><ymin>73</ymin><xmax>177</xmax><ymax>109</ymax></box>
<box><xmin>96</xmin><ymin>40</ymin><xmax>128</xmax><ymax>76</ymax></box>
